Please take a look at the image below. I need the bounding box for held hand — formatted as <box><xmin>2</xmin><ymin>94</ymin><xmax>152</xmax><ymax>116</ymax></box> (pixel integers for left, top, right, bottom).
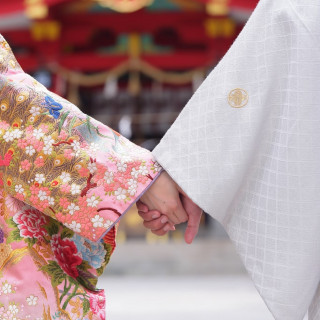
<box><xmin>137</xmin><ymin>193</ymin><xmax>203</xmax><ymax>244</ymax></box>
<box><xmin>136</xmin><ymin>201</ymin><xmax>175</xmax><ymax>235</ymax></box>
<box><xmin>140</xmin><ymin>171</ymin><xmax>188</xmax><ymax>225</ymax></box>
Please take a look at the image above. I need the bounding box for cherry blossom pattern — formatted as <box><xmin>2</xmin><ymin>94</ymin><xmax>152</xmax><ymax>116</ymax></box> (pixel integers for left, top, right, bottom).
<box><xmin>1</xmin><ymin>280</ymin><xmax>14</xmax><ymax>295</ymax></box>
<box><xmin>26</xmin><ymin>295</ymin><xmax>38</xmax><ymax>306</ymax></box>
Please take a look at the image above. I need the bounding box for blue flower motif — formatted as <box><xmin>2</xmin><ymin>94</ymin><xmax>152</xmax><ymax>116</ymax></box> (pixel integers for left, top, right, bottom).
<box><xmin>72</xmin><ymin>234</ymin><xmax>106</xmax><ymax>269</ymax></box>
<box><xmin>43</xmin><ymin>95</ymin><xmax>63</xmax><ymax>119</ymax></box>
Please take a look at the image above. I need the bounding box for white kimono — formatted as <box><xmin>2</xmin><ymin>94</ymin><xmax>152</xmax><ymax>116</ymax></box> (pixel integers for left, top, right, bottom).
<box><xmin>153</xmin><ymin>0</ymin><xmax>320</xmax><ymax>319</ymax></box>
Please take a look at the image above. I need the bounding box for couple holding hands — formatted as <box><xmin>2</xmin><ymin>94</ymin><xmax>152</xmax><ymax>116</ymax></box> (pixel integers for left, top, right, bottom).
<box><xmin>1</xmin><ymin>0</ymin><xmax>320</xmax><ymax>319</ymax></box>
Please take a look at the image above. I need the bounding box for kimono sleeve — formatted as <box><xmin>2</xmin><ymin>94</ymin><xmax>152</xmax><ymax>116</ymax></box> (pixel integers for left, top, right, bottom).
<box><xmin>0</xmin><ymin>36</ymin><xmax>161</xmax><ymax>242</ymax></box>
<box><xmin>153</xmin><ymin>1</ymin><xmax>320</xmax><ymax>320</ymax></box>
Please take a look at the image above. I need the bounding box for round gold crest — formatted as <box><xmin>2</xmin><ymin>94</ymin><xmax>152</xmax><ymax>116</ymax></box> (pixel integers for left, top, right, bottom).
<box><xmin>228</xmin><ymin>88</ymin><xmax>248</xmax><ymax>108</ymax></box>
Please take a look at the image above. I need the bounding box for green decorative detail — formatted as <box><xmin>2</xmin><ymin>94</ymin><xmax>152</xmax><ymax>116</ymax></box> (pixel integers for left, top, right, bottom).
<box><xmin>7</xmin><ymin>217</ymin><xmax>17</xmax><ymax>229</ymax></box>
<box><xmin>26</xmin><ymin>237</ymin><xmax>37</xmax><ymax>247</ymax></box>
<box><xmin>77</xmin><ymin>272</ymin><xmax>98</xmax><ymax>292</ymax></box>
<box><xmin>89</xmin><ymin>3</ymin><xmax>114</xmax><ymax>13</ymax></box>
<box><xmin>6</xmin><ymin>228</ymin><xmax>22</xmax><ymax>243</ymax></box>
<box><xmin>42</xmin><ymin>260</ymin><xmax>66</xmax><ymax>287</ymax></box>
<box><xmin>83</xmin><ymin>298</ymin><xmax>90</xmax><ymax>316</ymax></box>
<box><xmin>62</xmin><ymin>282</ymin><xmax>79</xmax><ymax>310</ymax></box>
<box><xmin>147</xmin><ymin>0</ymin><xmax>180</xmax><ymax>11</ymax></box>
<box><xmin>46</xmin><ymin>220</ymin><xmax>60</xmax><ymax>237</ymax></box>
<box><xmin>86</xmin><ymin>116</ymin><xmax>92</xmax><ymax>135</ymax></box>
<box><xmin>59</xmin><ymin>277</ymin><xmax>77</xmax><ymax>305</ymax></box>
<box><xmin>58</xmin><ymin>111</ymin><xmax>70</xmax><ymax>134</ymax></box>
<box><xmin>96</xmin><ymin>265</ymin><xmax>104</xmax><ymax>277</ymax></box>
<box><xmin>87</xmin><ymin>276</ymin><xmax>99</xmax><ymax>288</ymax></box>
<box><xmin>85</xmin><ymin>116</ymin><xmax>112</xmax><ymax>139</ymax></box>
<box><xmin>68</xmin><ymin>116</ymin><xmax>77</xmax><ymax>135</ymax></box>
<box><xmin>103</xmin><ymin>242</ymin><xmax>113</xmax><ymax>266</ymax></box>
<box><xmin>78</xmin><ymin>260</ymin><xmax>91</xmax><ymax>272</ymax></box>
<box><xmin>6</xmin><ymin>218</ymin><xmax>22</xmax><ymax>243</ymax></box>
<box><xmin>60</xmin><ymin>228</ymin><xmax>74</xmax><ymax>240</ymax></box>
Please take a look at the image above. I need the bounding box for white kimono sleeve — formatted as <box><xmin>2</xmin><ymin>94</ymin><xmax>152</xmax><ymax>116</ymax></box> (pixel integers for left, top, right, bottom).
<box><xmin>153</xmin><ymin>0</ymin><xmax>320</xmax><ymax>319</ymax></box>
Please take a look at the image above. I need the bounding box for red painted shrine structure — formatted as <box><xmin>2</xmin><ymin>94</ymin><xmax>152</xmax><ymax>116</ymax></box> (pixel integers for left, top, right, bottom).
<box><xmin>0</xmin><ymin>0</ymin><xmax>257</xmax><ymax>96</ymax></box>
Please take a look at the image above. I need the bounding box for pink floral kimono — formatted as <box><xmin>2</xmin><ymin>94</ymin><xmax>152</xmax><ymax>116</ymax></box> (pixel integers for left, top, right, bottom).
<box><xmin>0</xmin><ymin>35</ymin><xmax>161</xmax><ymax>319</ymax></box>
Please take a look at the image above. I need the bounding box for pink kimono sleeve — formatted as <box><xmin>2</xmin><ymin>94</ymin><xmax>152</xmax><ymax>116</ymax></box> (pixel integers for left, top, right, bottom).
<box><xmin>0</xmin><ymin>36</ymin><xmax>162</xmax><ymax>242</ymax></box>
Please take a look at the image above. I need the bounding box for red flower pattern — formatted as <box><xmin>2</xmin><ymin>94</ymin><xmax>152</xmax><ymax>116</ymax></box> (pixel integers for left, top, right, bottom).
<box><xmin>13</xmin><ymin>208</ymin><xmax>48</xmax><ymax>239</ymax></box>
<box><xmin>51</xmin><ymin>235</ymin><xmax>82</xmax><ymax>278</ymax></box>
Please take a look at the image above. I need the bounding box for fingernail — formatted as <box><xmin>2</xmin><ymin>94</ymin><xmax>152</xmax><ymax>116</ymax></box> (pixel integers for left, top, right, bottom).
<box><xmin>152</xmin><ymin>213</ymin><xmax>159</xmax><ymax>219</ymax></box>
<box><xmin>161</xmin><ymin>217</ymin><xmax>168</xmax><ymax>224</ymax></box>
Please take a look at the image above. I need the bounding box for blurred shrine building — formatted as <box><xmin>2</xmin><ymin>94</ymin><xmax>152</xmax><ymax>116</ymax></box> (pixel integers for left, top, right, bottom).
<box><xmin>0</xmin><ymin>0</ymin><xmax>257</xmax><ymax>240</ymax></box>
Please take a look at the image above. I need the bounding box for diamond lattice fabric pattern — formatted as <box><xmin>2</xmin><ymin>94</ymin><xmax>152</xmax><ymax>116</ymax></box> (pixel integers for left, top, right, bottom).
<box><xmin>154</xmin><ymin>0</ymin><xmax>320</xmax><ymax>319</ymax></box>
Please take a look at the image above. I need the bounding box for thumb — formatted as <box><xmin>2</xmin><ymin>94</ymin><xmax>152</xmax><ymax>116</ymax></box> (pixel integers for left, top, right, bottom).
<box><xmin>184</xmin><ymin>210</ymin><xmax>202</xmax><ymax>244</ymax></box>
<box><xmin>181</xmin><ymin>195</ymin><xmax>202</xmax><ymax>244</ymax></box>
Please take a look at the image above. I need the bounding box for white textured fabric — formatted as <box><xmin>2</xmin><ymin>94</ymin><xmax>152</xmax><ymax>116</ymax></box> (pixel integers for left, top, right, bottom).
<box><xmin>153</xmin><ymin>0</ymin><xmax>320</xmax><ymax>319</ymax></box>
<box><xmin>309</xmin><ymin>283</ymin><xmax>320</xmax><ymax>320</ymax></box>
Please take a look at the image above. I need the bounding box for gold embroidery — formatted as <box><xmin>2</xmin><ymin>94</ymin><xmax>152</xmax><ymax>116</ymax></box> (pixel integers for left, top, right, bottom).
<box><xmin>69</xmin><ymin>297</ymin><xmax>82</xmax><ymax>317</ymax></box>
<box><xmin>38</xmin><ymin>281</ymin><xmax>48</xmax><ymax>300</ymax></box>
<box><xmin>0</xmin><ymin>100</ymin><xmax>8</xmax><ymax>111</ymax></box>
<box><xmin>0</xmin><ymin>247</ymin><xmax>27</xmax><ymax>271</ymax></box>
<box><xmin>53</xmin><ymin>285</ymin><xmax>73</xmax><ymax>320</ymax></box>
<box><xmin>228</xmin><ymin>88</ymin><xmax>248</xmax><ymax>108</ymax></box>
<box><xmin>16</xmin><ymin>91</ymin><xmax>29</xmax><ymax>103</ymax></box>
<box><xmin>0</xmin><ymin>243</ymin><xmax>12</xmax><ymax>267</ymax></box>
<box><xmin>42</xmin><ymin>305</ymin><xmax>52</xmax><ymax>320</ymax></box>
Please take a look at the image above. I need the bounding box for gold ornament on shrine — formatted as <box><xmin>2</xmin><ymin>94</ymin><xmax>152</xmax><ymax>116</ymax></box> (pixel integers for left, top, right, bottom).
<box><xmin>204</xmin><ymin>18</ymin><xmax>235</xmax><ymax>38</ymax></box>
<box><xmin>25</xmin><ymin>0</ymin><xmax>48</xmax><ymax>19</ymax></box>
<box><xmin>206</xmin><ymin>0</ymin><xmax>229</xmax><ymax>16</ymax></box>
<box><xmin>31</xmin><ymin>21</ymin><xmax>61</xmax><ymax>41</ymax></box>
<box><xmin>97</xmin><ymin>0</ymin><xmax>154</xmax><ymax>13</ymax></box>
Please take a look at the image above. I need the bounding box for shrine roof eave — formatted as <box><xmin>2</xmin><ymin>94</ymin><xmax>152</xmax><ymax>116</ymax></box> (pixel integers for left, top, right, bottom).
<box><xmin>0</xmin><ymin>0</ymin><xmax>72</xmax><ymax>17</ymax></box>
<box><xmin>0</xmin><ymin>0</ymin><xmax>258</xmax><ymax>18</ymax></box>
<box><xmin>193</xmin><ymin>0</ymin><xmax>258</xmax><ymax>11</ymax></box>
<box><xmin>16</xmin><ymin>50</ymin><xmax>221</xmax><ymax>73</ymax></box>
